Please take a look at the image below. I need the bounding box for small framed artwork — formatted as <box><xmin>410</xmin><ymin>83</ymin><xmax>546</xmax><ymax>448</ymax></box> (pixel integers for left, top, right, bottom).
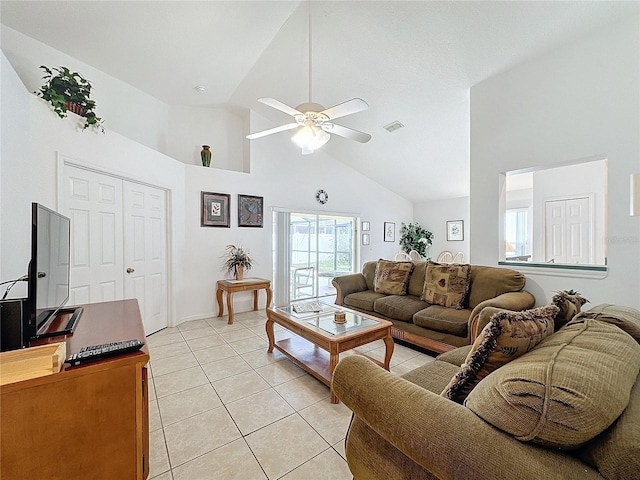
<box><xmin>361</xmin><ymin>221</ymin><xmax>370</xmax><ymax>232</ymax></box>
<box><xmin>238</xmin><ymin>194</ymin><xmax>264</xmax><ymax>227</ymax></box>
<box><xmin>362</xmin><ymin>233</ymin><xmax>370</xmax><ymax>245</ymax></box>
<box><xmin>447</xmin><ymin>220</ymin><xmax>464</xmax><ymax>241</ymax></box>
<box><xmin>201</xmin><ymin>192</ymin><xmax>230</xmax><ymax>227</ymax></box>
<box><xmin>384</xmin><ymin>222</ymin><xmax>395</xmax><ymax>242</ymax></box>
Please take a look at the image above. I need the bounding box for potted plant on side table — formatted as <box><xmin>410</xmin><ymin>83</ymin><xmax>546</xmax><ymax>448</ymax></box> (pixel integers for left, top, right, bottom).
<box><xmin>37</xmin><ymin>65</ymin><xmax>105</xmax><ymax>133</ymax></box>
<box><xmin>222</xmin><ymin>245</ymin><xmax>254</xmax><ymax>280</ymax></box>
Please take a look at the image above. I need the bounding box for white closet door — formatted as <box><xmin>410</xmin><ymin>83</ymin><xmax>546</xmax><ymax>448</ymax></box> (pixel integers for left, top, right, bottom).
<box><xmin>545</xmin><ymin>197</ymin><xmax>591</xmax><ymax>264</ymax></box>
<box><xmin>63</xmin><ymin>166</ymin><xmax>124</xmax><ymax>305</ymax></box>
<box><xmin>123</xmin><ymin>182</ymin><xmax>168</xmax><ymax>335</ymax></box>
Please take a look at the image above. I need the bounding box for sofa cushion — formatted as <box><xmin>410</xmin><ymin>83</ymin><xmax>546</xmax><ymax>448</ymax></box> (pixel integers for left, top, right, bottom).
<box><xmin>344</xmin><ymin>291</ymin><xmax>387</xmax><ymax>312</ymax></box>
<box><xmin>552</xmin><ymin>291</ymin><xmax>588</xmax><ymax>330</ymax></box>
<box><xmin>421</xmin><ymin>263</ymin><xmax>471</xmax><ymax>308</ymax></box>
<box><xmin>578</xmin><ymin>379</ymin><xmax>640</xmax><ymax>480</ymax></box>
<box><xmin>467</xmin><ymin>266</ymin><xmax>525</xmax><ymax>309</ymax></box>
<box><xmin>374</xmin><ymin>259</ymin><xmax>414</xmax><ymax>295</ymax></box>
<box><xmin>401</xmin><ymin>360</ymin><xmax>461</xmax><ymax>394</ymax></box>
<box><xmin>466</xmin><ymin>318</ymin><xmax>640</xmax><ymax>449</ymax></box>
<box><xmin>362</xmin><ymin>261</ymin><xmax>378</xmax><ymax>291</ymax></box>
<box><xmin>374</xmin><ymin>295</ymin><xmax>428</xmax><ymax>323</ymax></box>
<box><xmin>407</xmin><ymin>261</ymin><xmax>427</xmax><ymax>297</ymax></box>
<box><xmin>413</xmin><ymin>306</ymin><xmax>470</xmax><ymax>337</ymax></box>
<box><xmin>572</xmin><ymin>304</ymin><xmax>640</xmax><ymax>343</ymax></box>
<box><xmin>441</xmin><ymin>305</ymin><xmax>557</xmax><ymax>403</ymax></box>
<box><xmin>436</xmin><ymin>345</ymin><xmax>473</xmax><ymax>367</ymax></box>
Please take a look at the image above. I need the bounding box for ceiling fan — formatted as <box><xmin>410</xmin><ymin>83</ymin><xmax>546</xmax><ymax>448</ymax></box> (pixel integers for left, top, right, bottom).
<box><xmin>246</xmin><ymin>2</ymin><xmax>371</xmax><ymax>154</ymax></box>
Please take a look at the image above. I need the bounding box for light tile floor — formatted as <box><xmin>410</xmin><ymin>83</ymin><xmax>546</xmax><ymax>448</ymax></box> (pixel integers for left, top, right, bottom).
<box><xmin>146</xmin><ymin>309</ymin><xmax>436</xmax><ymax>480</ymax></box>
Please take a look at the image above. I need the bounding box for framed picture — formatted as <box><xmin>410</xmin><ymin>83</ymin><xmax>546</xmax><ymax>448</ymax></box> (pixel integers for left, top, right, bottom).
<box><xmin>238</xmin><ymin>194</ymin><xmax>264</xmax><ymax>227</ymax></box>
<box><xmin>447</xmin><ymin>220</ymin><xmax>464</xmax><ymax>241</ymax></box>
<box><xmin>362</xmin><ymin>233</ymin><xmax>370</xmax><ymax>245</ymax></box>
<box><xmin>384</xmin><ymin>222</ymin><xmax>395</xmax><ymax>242</ymax></box>
<box><xmin>201</xmin><ymin>192</ymin><xmax>230</xmax><ymax>227</ymax></box>
<box><xmin>361</xmin><ymin>221</ymin><xmax>370</xmax><ymax>232</ymax></box>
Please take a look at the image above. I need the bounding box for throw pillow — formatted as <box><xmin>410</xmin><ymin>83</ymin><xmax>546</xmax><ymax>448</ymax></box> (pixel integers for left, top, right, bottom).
<box><xmin>373</xmin><ymin>259</ymin><xmax>414</xmax><ymax>295</ymax></box>
<box><xmin>421</xmin><ymin>263</ymin><xmax>471</xmax><ymax>309</ymax></box>
<box><xmin>465</xmin><ymin>318</ymin><xmax>640</xmax><ymax>450</ymax></box>
<box><xmin>552</xmin><ymin>290</ymin><xmax>588</xmax><ymax>330</ymax></box>
<box><xmin>441</xmin><ymin>304</ymin><xmax>558</xmax><ymax>403</ymax></box>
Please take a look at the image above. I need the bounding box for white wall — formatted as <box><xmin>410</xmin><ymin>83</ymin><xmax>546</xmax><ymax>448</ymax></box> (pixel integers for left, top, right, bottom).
<box><xmin>167</xmin><ymin>105</ymin><xmax>247</xmax><ymax>171</ymax></box>
<box><xmin>470</xmin><ymin>16</ymin><xmax>640</xmax><ymax>308</ymax></box>
<box><xmin>1</xmin><ymin>26</ymin><xmax>171</xmax><ymax>155</ymax></box>
<box><xmin>414</xmin><ymin>196</ymin><xmax>470</xmax><ymax>262</ymax></box>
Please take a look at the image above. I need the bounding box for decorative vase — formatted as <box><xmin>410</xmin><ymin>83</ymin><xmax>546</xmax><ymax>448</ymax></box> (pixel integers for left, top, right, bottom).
<box><xmin>236</xmin><ymin>265</ymin><xmax>244</xmax><ymax>280</ymax></box>
<box><xmin>200</xmin><ymin>145</ymin><xmax>212</xmax><ymax>167</ymax></box>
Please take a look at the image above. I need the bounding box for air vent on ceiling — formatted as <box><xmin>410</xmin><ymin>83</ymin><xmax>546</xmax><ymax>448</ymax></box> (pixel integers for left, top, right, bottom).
<box><xmin>383</xmin><ymin>121</ymin><xmax>404</xmax><ymax>133</ymax></box>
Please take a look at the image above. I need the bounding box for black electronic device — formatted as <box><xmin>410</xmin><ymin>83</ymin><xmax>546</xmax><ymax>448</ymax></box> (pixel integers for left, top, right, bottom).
<box><xmin>65</xmin><ymin>339</ymin><xmax>145</xmax><ymax>366</ymax></box>
<box><xmin>27</xmin><ymin>203</ymin><xmax>83</xmax><ymax>341</ymax></box>
<box><xmin>0</xmin><ymin>298</ymin><xmax>28</xmax><ymax>351</ymax></box>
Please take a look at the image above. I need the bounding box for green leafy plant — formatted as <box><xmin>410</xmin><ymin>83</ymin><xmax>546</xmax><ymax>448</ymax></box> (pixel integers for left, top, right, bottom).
<box><xmin>37</xmin><ymin>65</ymin><xmax>104</xmax><ymax>133</ymax></box>
<box><xmin>399</xmin><ymin>222</ymin><xmax>433</xmax><ymax>257</ymax></box>
<box><xmin>222</xmin><ymin>245</ymin><xmax>254</xmax><ymax>276</ymax></box>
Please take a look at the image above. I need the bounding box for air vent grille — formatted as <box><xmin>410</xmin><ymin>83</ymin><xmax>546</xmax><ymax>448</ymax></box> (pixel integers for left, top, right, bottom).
<box><xmin>384</xmin><ymin>121</ymin><xmax>404</xmax><ymax>133</ymax></box>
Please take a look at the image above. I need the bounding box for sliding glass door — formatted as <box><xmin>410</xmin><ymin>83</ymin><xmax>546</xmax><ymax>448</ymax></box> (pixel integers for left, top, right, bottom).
<box><xmin>273</xmin><ymin>211</ymin><xmax>357</xmax><ymax>305</ymax></box>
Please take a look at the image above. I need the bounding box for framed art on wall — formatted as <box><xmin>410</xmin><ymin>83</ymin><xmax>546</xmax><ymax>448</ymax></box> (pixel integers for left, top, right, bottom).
<box><xmin>238</xmin><ymin>194</ymin><xmax>264</xmax><ymax>227</ymax></box>
<box><xmin>362</xmin><ymin>233</ymin><xmax>370</xmax><ymax>245</ymax></box>
<box><xmin>201</xmin><ymin>192</ymin><xmax>230</xmax><ymax>227</ymax></box>
<box><xmin>362</xmin><ymin>221</ymin><xmax>370</xmax><ymax>231</ymax></box>
<box><xmin>447</xmin><ymin>220</ymin><xmax>464</xmax><ymax>241</ymax></box>
<box><xmin>384</xmin><ymin>222</ymin><xmax>395</xmax><ymax>242</ymax></box>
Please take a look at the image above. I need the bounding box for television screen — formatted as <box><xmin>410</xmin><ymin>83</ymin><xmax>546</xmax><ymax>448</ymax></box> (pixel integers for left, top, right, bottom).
<box><xmin>31</xmin><ymin>203</ymin><xmax>71</xmax><ymax>332</ymax></box>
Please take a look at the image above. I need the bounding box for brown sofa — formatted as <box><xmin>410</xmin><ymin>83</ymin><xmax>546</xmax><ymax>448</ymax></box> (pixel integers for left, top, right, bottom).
<box><xmin>333</xmin><ymin>304</ymin><xmax>640</xmax><ymax>480</ymax></box>
<box><xmin>332</xmin><ymin>260</ymin><xmax>535</xmax><ymax>353</ymax></box>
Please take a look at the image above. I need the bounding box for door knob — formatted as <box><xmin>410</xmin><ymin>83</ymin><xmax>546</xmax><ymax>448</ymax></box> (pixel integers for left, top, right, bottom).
<box><xmin>126</xmin><ymin>268</ymin><xmax>135</xmax><ymax>274</ymax></box>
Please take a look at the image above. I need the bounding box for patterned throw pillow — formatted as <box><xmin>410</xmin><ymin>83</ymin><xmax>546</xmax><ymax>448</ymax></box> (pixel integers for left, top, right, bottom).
<box><xmin>373</xmin><ymin>259</ymin><xmax>414</xmax><ymax>295</ymax></box>
<box><xmin>552</xmin><ymin>291</ymin><xmax>588</xmax><ymax>330</ymax></box>
<box><xmin>441</xmin><ymin>304</ymin><xmax>558</xmax><ymax>403</ymax></box>
<box><xmin>421</xmin><ymin>263</ymin><xmax>471</xmax><ymax>309</ymax></box>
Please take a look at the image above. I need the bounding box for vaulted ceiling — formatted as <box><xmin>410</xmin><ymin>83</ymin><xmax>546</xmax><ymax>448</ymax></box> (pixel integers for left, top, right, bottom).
<box><xmin>2</xmin><ymin>1</ymin><xmax>637</xmax><ymax>203</ymax></box>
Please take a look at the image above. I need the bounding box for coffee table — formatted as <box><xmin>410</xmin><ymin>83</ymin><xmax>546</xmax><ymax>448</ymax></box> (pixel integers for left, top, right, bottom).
<box><xmin>266</xmin><ymin>303</ymin><xmax>394</xmax><ymax>403</ymax></box>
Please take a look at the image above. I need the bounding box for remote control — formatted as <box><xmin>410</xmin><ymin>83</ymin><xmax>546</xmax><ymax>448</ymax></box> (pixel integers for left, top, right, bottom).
<box><xmin>66</xmin><ymin>339</ymin><xmax>145</xmax><ymax>366</ymax></box>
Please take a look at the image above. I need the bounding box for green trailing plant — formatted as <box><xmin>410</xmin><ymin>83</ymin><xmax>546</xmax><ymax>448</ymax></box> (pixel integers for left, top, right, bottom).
<box><xmin>37</xmin><ymin>65</ymin><xmax>105</xmax><ymax>133</ymax></box>
<box><xmin>222</xmin><ymin>245</ymin><xmax>254</xmax><ymax>277</ymax></box>
<box><xmin>399</xmin><ymin>222</ymin><xmax>433</xmax><ymax>257</ymax></box>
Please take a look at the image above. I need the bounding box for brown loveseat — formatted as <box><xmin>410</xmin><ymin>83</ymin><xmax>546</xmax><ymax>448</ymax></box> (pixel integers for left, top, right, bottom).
<box><xmin>333</xmin><ymin>304</ymin><xmax>640</xmax><ymax>480</ymax></box>
<box><xmin>332</xmin><ymin>260</ymin><xmax>535</xmax><ymax>353</ymax></box>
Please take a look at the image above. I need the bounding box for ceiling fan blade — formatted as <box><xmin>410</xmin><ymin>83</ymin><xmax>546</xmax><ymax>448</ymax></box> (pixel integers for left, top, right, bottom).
<box><xmin>246</xmin><ymin>123</ymin><xmax>298</xmax><ymax>140</ymax></box>
<box><xmin>258</xmin><ymin>98</ymin><xmax>302</xmax><ymax>117</ymax></box>
<box><xmin>321</xmin><ymin>123</ymin><xmax>372</xmax><ymax>143</ymax></box>
<box><xmin>320</xmin><ymin>98</ymin><xmax>369</xmax><ymax>121</ymax></box>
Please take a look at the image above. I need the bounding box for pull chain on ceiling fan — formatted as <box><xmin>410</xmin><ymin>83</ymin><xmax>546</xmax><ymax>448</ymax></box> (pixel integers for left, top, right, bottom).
<box><xmin>246</xmin><ymin>1</ymin><xmax>371</xmax><ymax>154</ymax></box>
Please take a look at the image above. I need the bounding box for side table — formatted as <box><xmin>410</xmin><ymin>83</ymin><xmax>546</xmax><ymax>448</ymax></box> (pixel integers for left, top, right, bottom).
<box><xmin>216</xmin><ymin>278</ymin><xmax>272</xmax><ymax>324</ymax></box>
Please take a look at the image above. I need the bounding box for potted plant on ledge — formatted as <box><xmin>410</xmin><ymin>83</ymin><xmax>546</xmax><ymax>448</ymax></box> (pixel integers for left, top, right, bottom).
<box><xmin>222</xmin><ymin>245</ymin><xmax>254</xmax><ymax>280</ymax></box>
<box><xmin>37</xmin><ymin>65</ymin><xmax>105</xmax><ymax>133</ymax></box>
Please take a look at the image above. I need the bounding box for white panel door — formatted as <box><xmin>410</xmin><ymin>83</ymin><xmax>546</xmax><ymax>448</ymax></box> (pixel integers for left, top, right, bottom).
<box><xmin>545</xmin><ymin>197</ymin><xmax>591</xmax><ymax>264</ymax></box>
<box><xmin>63</xmin><ymin>166</ymin><xmax>124</xmax><ymax>305</ymax></box>
<box><xmin>565</xmin><ymin>198</ymin><xmax>591</xmax><ymax>264</ymax></box>
<box><xmin>123</xmin><ymin>182</ymin><xmax>167</xmax><ymax>335</ymax></box>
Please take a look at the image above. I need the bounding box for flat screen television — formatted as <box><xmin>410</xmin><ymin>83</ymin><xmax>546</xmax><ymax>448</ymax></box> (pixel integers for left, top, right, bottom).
<box><xmin>28</xmin><ymin>203</ymin><xmax>82</xmax><ymax>339</ymax></box>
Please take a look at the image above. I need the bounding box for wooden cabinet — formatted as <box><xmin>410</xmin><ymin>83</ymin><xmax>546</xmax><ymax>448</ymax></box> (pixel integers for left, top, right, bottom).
<box><xmin>0</xmin><ymin>299</ymin><xmax>150</xmax><ymax>480</ymax></box>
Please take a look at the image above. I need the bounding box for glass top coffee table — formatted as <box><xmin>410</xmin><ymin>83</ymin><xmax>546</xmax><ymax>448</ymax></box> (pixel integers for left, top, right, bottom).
<box><xmin>266</xmin><ymin>302</ymin><xmax>394</xmax><ymax>403</ymax></box>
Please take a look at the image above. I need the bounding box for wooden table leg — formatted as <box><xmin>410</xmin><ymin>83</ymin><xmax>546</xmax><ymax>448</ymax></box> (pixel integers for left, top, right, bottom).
<box><xmin>383</xmin><ymin>332</ymin><xmax>395</xmax><ymax>371</ymax></box>
<box><xmin>265</xmin><ymin>287</ymin><xmax>273</xmax><ymax>309</ymax></box>
<box><xmin>253</xmin><ymin>290</ymin><xmax>259</xmax><ymax>311</ymax></box>
<box><xmin>329</xmin><ymin>350</ymin><xmax>340</xmax><ymax>404</ymax></box>
<box><xmin>226</xmin><ymin>292</ymin><xmax>234</xmax><ymax>325</ymax></box>
<box><xmin>216</xmin><ymin>288</ymin><xmax>224</xmax><ymax>317</ymax></box>
<box><xmin>266</xmin><ymin>317</ymin><xmax>275</xmax><ymax>353</ymax></box>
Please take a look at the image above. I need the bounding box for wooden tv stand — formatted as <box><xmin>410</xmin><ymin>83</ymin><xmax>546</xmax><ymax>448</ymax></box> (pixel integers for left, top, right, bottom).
<box><xmin>0</xmin><ymin>299</ymin><xmax>150</xmax><ymax>480</ymax></box>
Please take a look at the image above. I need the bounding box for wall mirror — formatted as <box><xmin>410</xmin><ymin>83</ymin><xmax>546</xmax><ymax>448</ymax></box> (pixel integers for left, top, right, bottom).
<box><xmin>501</xmin><ymin>158</ymin><xmax>607</xmax><ymax>268</ymax></box>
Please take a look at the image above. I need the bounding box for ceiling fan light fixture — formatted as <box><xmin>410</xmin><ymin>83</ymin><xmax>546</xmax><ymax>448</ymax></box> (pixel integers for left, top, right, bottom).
<box><xmin>291</xmin><ymin>124</ymin><xmax>330</xmax><ymax>154</ymax></box>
